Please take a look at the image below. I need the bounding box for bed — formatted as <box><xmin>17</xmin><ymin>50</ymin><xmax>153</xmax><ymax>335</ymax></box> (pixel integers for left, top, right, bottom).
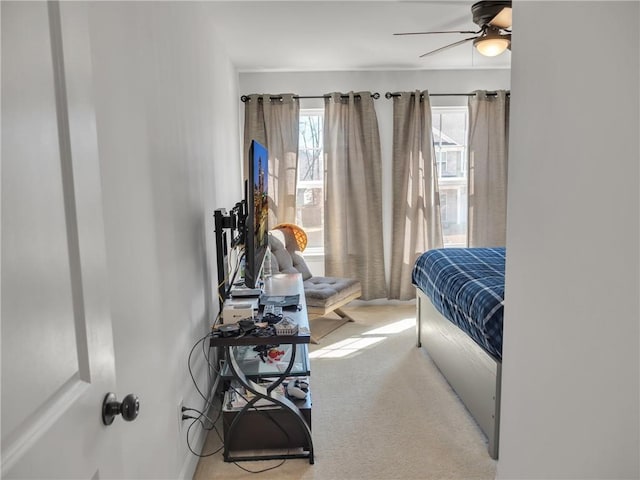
<box><xmin>412</xmin><ymin>247</ymin><xmax>505</xmax><ymax>460</ymax></box>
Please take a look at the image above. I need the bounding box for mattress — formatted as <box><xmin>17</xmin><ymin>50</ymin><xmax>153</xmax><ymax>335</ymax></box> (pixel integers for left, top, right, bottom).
<box><xmin>412</xmin><ymin>247</ymin><xmax>505</xmax><ymax>360</ymax></box>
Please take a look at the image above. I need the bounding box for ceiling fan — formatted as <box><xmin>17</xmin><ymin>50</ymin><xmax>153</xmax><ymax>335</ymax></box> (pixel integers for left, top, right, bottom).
<box><xmin>394</xmin><ymin>1</ymin><xmax>512</xmax><ymax>58</ymax></box>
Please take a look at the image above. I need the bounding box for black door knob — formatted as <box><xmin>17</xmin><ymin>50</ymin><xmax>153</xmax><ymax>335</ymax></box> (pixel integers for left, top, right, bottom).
<box><xmin>102</xmin><ymin>392</ymin><xmax>140</xmax><ymax>425</ymax></box>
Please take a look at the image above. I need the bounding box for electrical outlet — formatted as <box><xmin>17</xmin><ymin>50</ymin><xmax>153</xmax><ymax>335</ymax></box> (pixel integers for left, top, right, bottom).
<box><xmin>178</xmin><ymin>399</ymin><xmax>185</xmax><ymax>426</ymax></box>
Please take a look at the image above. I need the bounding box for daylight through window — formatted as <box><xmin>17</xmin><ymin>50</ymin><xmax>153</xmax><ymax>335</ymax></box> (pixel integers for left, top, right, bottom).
<box><xmin>432</xmin><ymin>107</ymin><xmax>469</xmax><ymax>247</ymax></box>
<box><xmin>297</xmin><ymin>109</ymin><xmax>324</xmax><ymax>254</ymax></box>
<box><xmin>295</xmin><ymin>107</ymin><xmax>468</xmax><ymax>253</ymax></box>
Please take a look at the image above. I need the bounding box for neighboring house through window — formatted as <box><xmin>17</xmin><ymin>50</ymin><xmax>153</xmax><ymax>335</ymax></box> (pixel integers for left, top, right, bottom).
<box><xmin>432</xmin><ymin>107</ymin><xmax>469</xmax><ymax>247</ymax></box>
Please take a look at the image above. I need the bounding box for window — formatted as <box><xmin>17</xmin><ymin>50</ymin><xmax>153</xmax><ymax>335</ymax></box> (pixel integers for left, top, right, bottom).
<box><xmin>295</xmin><ymin>107</ymin><xmax>467</xmax><ymax>252</ymax></box>
<box><xmin>440</xmin><ymin>192</ymin><xmax>449</xmax><ymax>222</ymax></box>
<box><xmin>296</xmin><ymin>109</ymin><xmax>324</xmax><ymax>254</ymax></box>
<box><xmin>432</xmin><ymin>107</ymin><xmax>469</xmax><ymax>247</ymax></box>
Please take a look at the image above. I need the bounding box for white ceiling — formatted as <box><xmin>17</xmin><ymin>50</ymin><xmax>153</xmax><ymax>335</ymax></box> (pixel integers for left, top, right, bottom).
<box><xmin>207</xmin><ymin>0</ymin><xmax>511</xmax><ymax>72</ymax></box>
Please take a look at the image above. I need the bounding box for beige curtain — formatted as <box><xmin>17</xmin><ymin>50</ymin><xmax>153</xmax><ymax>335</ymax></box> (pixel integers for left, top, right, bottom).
<box><xmin>467</xmin><ymin>90</ymin><xmax>510</xmax><ymax>247</ymax></box>
<box><xmin>323</xmin><ymin>92</ymin><xmax>387</xmax><ymax>300</ymax></box>
<box><xmin>389</xmin><ymin>91</ymin><xmax>443</xmax><ymax>300</ymax></box>
<box><xmin>243</xmin><ymin>94</ymin><xmax>299</xmax><ymax>226</ymax></box>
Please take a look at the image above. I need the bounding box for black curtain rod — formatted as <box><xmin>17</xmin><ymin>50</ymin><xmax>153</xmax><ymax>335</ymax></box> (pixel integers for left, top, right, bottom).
<box><xmin>241</xmin><ymin>93</ymin><xmax>380</xmax><ymax>102</ymax></box>
<box><xmin>385</xmin><ymin>91</ymin><xmax>510</xmax><ymax>99</ymax></box>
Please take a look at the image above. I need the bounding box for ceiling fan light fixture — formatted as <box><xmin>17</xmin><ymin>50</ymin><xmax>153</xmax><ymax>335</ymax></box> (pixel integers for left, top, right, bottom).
<box><xmin>473</xmin><ymin>29</ymin><xmax>510</xmax><ymax>56</ymax></box>
<box><xmin>396</xmin><ymin>1</ymin><xmax>513</xmax><ymax>60</ymax></box>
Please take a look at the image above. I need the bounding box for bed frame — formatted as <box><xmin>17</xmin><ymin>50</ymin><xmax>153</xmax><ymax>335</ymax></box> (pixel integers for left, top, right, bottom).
<box><xmin>416</xmin><ymin>289</ymin><xmax>501</xmax><ymax>459</ymax></box>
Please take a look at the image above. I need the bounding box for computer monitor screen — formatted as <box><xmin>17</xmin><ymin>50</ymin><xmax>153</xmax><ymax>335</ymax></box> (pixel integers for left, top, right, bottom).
<box><xmin>244</xmin><ymin>139</ymin><xmax>269</xmax><ymax>289</ymax></box>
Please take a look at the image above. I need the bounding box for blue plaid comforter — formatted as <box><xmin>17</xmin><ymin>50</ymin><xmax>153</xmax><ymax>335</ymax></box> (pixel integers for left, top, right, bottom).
<box><xmin>412</xmin><ymin>247</ymin><xmax>505</xmax><ymax>361</ymax></box>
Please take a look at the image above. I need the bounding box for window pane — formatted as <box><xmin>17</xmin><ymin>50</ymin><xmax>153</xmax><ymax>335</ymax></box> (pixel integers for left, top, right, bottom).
<box><xmin>297</xmin><ymin>110</ymin><xmax>324</xmax><ymax>251</ymax></box>
<box><xmin>432</xmin><ymin>107</ymin><xmax>468</xmax><ymax>248</ymax></box>
<box><xmin>299</xmin><ymin>114</ymin><xmax>323</xmax><ymax>182</ymax></box>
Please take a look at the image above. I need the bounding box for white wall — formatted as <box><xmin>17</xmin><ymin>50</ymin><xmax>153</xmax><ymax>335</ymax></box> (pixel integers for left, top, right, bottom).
<box><xmin>240</xmin><ymin>69</ymin><xmax>510</xmax><ymax>278</ymax></box>
<box><xmin>498</xmin><ymin>2</ymin><xmax>639</xmax><ymax>478</ymax></box>
<box><xmin>88</xmin><ymin>3</ymin><xmax>241</xmax><ymax>478</ymax></box>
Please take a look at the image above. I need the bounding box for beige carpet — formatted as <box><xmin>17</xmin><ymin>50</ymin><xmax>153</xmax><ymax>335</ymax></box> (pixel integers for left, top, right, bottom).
<box><xmin>308</xmin><ymin>311</ymin><xmax>351</xmax><ymax>344</ymax></box>
<box><xmin>193</xmin><ymin>302</ymin><xmax>497</xmax><ymax>480</ymax></box>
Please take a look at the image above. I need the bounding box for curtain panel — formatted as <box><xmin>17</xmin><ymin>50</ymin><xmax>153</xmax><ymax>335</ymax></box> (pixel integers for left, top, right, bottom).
<box><xmin>323</xmin><ymin>92</ymin><xmax>387</xmax><ymax>300</ymax></box>
<box><xmin>243</xmin><ymin>94</ymin><xmax>300</xmax><ymax>226</ymax></box>
<box><xmin>467</xmin><ymin>90</ymin><xmax>510</xmax><ymax>247</ymax></box>
<box><xmin>389</xmin><ymin>91</ymin><xmax>443</xmax><ymax>300</ymax></box>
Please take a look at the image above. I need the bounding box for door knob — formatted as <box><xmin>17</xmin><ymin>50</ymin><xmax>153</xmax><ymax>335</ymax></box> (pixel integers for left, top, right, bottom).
<box><xmin>102</xmin><ymin>392</ymin><xmax>140</xmax><ymax>425</ymax></box>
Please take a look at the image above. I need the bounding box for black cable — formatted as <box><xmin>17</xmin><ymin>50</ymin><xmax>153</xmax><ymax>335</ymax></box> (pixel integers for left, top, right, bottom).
<box><xmin>185</xmin><ymin>416</ymin><xmax>224</xmax><ymax>458</ymax></box>
<box><xmin>183</xmin><ymin>407</ymin><xmax>219</xmax><ymax>429</ymax></box>
<box><xmin>187</xmin><ymin>315</ymin><xmax>296</xmax><ymax>472</ymax></box>
<box><xmin>225</xmin><ymin>249</ymin><xmax>245</xmax><ymax>297</ymax></box>
<box><xmin>202</xmin><ymin>331</ymin><xmax>217</xmax><ymax>399</ymax></box>
<box><xmin>233</xmin><ymin>458</ymin><xmax>286</xmax><ymax>474</ymax></box>
<box><xmin>188</xmin><ymin>333</ymin><xmax>214</xmax><ymax>406</ymax></box>
<box><xmin>217</xmin><ymin>244</ymin><xmax>245</xmax><ymax>306</ymax></box>
<box><xmin>184</xmin><ymin>333</ymin><xmax>226</xmax><ymax>459</ymax></box>
<box><xmin>186</xmin><ymin>333</ymin><xmax>222</xmax><ymax>431</ymax></box>
<box><xmin>183</xmin><ymin>389</ymin><xmax>225</xmax><ymax>457</ymax></box>
<box><xmin>203</xmin><ymin>341</ymin><xmax>223</xmax><ymax>378</ymax></box>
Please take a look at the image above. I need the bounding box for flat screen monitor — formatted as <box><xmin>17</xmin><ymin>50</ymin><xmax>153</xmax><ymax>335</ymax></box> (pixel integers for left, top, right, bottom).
<box><xmin>244</xmin><ymin>139</ymin><xmax>269</xmax><ymax>289</ymax></box>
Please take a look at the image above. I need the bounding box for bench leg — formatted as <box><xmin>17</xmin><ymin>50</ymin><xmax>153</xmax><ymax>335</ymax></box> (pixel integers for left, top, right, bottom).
<box><xmin>308</xmin><ymin>310</ymin><xmax>352</xmax><ymax>344</ymax></box>
<box><xmin>333</xmin><ymin>308</ymin><xmax>354</xmax><ymax>322</ymax></box>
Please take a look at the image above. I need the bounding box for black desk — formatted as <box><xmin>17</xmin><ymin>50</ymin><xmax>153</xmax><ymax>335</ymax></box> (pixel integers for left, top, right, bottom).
<box><xmin>210</xmin><ymin>273</ymin><xmax>314</xmax><ymax>464</ymax></box>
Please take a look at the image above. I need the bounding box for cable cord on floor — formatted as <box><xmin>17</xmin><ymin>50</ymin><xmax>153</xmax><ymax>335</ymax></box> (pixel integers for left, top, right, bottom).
<box><xmin>233</xmin><ymin>458</ymin><xmax>286</xmax><ymax>474</ymax></box>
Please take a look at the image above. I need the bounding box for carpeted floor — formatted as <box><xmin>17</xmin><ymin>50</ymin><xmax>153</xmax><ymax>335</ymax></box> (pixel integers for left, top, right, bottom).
<box><xmin>193</xmin><ymin>303</ymin><xmax>497</xmax><ymax>479</ymax></box>
<box><xmin>309</xmin><ymin>311</ymin><xmax>351</xmax><ymax>344</ymax></box>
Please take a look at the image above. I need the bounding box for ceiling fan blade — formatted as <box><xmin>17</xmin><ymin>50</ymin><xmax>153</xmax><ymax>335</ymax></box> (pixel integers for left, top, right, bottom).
<box><xmin>394</xmin><ymin>29</ymin><xmax>480</xmax><ymax>36</ymax></box>
<box><xmin>419</xmin><ymin>36</ymin><xmax>477</xmax><ymax>58</ymax></box>
<box><xmin>488</xmin><ymin>6</ymin><xmax>512</xmax><ymax>29</ymax></box>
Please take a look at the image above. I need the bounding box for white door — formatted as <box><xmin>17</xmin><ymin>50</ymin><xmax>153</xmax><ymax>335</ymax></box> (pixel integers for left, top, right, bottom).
<box><xmin>1</xmin><ymin>2</ymin><xmax>124</xmax><ymax>477</ymax></box>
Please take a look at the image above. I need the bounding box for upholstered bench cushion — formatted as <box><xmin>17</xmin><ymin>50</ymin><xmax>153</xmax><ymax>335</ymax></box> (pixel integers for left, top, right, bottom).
<box><xmin>268</xmin><ymin>230</ymin><xmax>362</xmax><ymax>316</ymax></box>
<box><xmin>303</xmin><ymin>276</ymin><xmax>361</xmax><ymax>309</ymax></box>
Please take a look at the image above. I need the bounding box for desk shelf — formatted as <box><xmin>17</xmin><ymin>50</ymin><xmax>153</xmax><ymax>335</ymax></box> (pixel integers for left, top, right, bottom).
<box><xmin>222</xmin><ymin>389</ymin><xmax>312</xmax><ymax>452</ymax></box>
<box><xmin>220</xmin><ymin>344</ymin><xmax>310</xmax><ymax>380</ymax></box>
<box><xmin>210</xmin><ymin>273</ymin><xmax>314</xmax><ymax>464</ymax></box>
